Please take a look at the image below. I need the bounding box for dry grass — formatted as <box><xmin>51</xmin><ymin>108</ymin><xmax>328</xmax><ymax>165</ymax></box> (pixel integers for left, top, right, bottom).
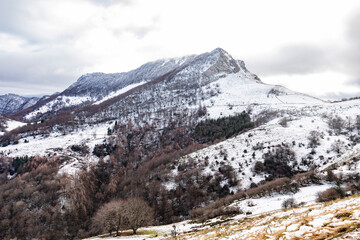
<box><xmin>175</xmin><ymin>195</ymin><xmax>360</xmax><ymax>240</ymax></box>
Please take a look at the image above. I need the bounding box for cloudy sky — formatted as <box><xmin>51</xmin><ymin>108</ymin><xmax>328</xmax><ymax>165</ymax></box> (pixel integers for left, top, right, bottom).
<box><xmin>1</xmin><ymin>0</ymin><xmax>360</xmax><ymax>99</ymax></box>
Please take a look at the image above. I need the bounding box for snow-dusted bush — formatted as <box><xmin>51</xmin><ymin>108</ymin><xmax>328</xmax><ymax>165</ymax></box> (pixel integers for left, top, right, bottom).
<box><xmin>331</xmin><ymin>140</ymin><xmax>346</xmax><ymax>154</ymax></box>
<box><xmin>282</xmin><ymin>198</ymin><xmax>296</xmax><ymax>209</ymax></box>
<box><xmin>307</xmin><ymin>130</ymin><xmax>321</xmax><ymax>148</ymax></box>
<box><xmin>279</xmin><ymin>117</ymin><xmax>289</xmax><ymax>127</ymax></box>
<box><xmin>262</xmin><ymin>145</ymin><xmax>296</xmax><ymax>180</ymax></box>
<box><xmin>328</xmin><ymin>116</ymin><xmax>345</xmax><ymax>135</ymax></box>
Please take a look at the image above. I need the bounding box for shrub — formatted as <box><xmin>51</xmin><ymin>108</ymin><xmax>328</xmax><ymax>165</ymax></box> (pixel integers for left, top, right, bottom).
<box><xmin>328</xmin><ymin>116</ymin><xmax>344</xmax><ymax>135</ymax></box>
<box><xmin>308</xmin><ymin>130</ymin><xmax>321</xmax><ymax>148</ymax></box>
<box><xmin>282</xmin><ymin>198</ymin><xmax>297</xmax><ymax>209</ymax></box>
<box><xmin>263</xmin><ymin>145</ymin><xmax>296</xmax><ymax>180</ymax></box>
<box><xmin>93</xmin><ymin>143</ymin><xmax>116</xmax><ymax>157</ymax></box>
<box><xmin>71</xmin><ymin>145</ymin><xmax>89</xmax><ymax>154</ymax></box>
<box><xmin>279</xmin><ymin>117</ymin><xmax>289</xmax><ymax>127</ymax></box>
<box><xmin>317</xmin><ymin>188</ymin><xmax>342</xmax><ymax>202</ymax></box>
<box><xmin>254</xmin><ymin>161</ymin><xmax>265</xmax><ymax>173</ymax></box>
<box><xmin>190</xmin><ymin>203</ymin><xmax>242</xmax><ymax>222</ymax></box>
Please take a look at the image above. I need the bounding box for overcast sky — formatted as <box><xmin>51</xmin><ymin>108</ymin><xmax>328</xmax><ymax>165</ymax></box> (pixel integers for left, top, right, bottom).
<box><xmin>1</xmin><ymin>0</ymin><xmax>360</xmax><ymax>99</ymax></box>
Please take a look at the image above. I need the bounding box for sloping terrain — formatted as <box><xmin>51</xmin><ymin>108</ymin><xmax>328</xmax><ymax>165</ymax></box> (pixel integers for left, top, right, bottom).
<box><xmin>83</xmin><ymin>193</ymin><xmax>360</xmax><ymax>240</ymax></box>
<box><xmin>0</xmin><ymin>48</ymin><xmax>360</xmax><ymax>240</ymax></box>
<box><xmin>22</xmin><ymin>55</ymin><xmax>195</xmax><ymax>120</ymax></box>
<box><xmin>176</xmin><ymin>195</ymin><xmax>360</xmax><ymax>240</ymax></box>
<box><xmin>0</xmin><ymin>48</ymin><xmax>326</xmax><ymax>173</ymax></box>
<box><xmin>173</xmin><ymin>99</ymin><xmax>360</xmax><ymax>190</ymax></box>
<box><xmin>0</xmin><ymin>94</ymin><xmax>39</xmax><ymax>114</ymax></box>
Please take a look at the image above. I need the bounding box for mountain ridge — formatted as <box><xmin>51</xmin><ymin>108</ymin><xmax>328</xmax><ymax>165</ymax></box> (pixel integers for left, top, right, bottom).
<box><xmin>0</xmin><ymin>93</ymin><xmax>40</xmax><ymax>114</ymax></box>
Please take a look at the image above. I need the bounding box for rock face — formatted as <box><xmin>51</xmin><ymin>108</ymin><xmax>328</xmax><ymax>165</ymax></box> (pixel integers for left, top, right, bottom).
<box><xmin>0</xmin><ymin>94</ymin><xmax>39</xmax><ymax>114</ymax></box>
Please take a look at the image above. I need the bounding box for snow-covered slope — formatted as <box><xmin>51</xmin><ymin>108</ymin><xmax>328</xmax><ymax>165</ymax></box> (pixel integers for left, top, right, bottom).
<box><xmin>84</xmin><ymin>192</ymin><xmax>360</xmax><ymax>240</ymax></box>
<box><xmin>74</xmin><ymin>48</ymin><xmax>323</xmax><ymax>130</ymax></box>
<box><xmin>178</xmin><ymin>194</ymin><xmax>360</xmax><ymax>240</ymax></box>
<box><xmin>173</xmin><ymin>99</ymin><xmax>360</xmax><ymax>189</ymax></box>
<box><xmin>0</xmin><ymin>94</ymin><xmax>39</xmax><ymax>114</ymax></box>
<box><xmin>23</xmin><ymin>48</ymin><xmax>322</xmax><ymax>121</ymax></box>
<box><xmin>2</xmin><ymin>48</ymin><xmax>358</xmax><ymax>179</ymax></box>
<box><xmin>24</xmin><ymin>55</ymin><xmax>195</xmax><ymax>120</ymax></box>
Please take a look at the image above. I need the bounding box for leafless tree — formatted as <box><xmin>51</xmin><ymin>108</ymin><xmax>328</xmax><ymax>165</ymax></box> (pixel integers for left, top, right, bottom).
<box><xmin>91</xmin><ymin>199</ymin><xmax>125</xmax><ymax>236</ymax></box>
<box><xmin>356</xmin><ymin>115</ymin><xmax>360</xmax><ymax>131</ymax></box>
<box><xmin>122</xmin><ymin>197</ymin><xmax>154</xmax><ymax>234</ymax></box>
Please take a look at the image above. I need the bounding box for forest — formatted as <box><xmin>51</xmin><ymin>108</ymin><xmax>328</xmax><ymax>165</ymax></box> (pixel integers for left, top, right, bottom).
<box><xmin>0</xmin><ymin>113</ymin><xmax>256</xmax><ymax>239</ymax></box>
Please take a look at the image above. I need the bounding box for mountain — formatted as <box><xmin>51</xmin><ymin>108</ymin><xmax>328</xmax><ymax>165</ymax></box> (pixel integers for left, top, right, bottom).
<box><xmin>1</xmin><ymin>48</ymin><xmax>360</xmax><ymax>240</ymax></box>
<box><xmin>21</xmin><ymin>48</ymin><xmax>321</xmax><ymax>121</ymax></box>
<box><xmin>1</xmin><ymin>48</ymin><xmax>335</xmax><ymax>172</ymax></box>
<box><xmin>21</xmin><ymin>55</ymin><xmax>195</xmax><ymax>120</ymax></box>
<box><xmin>0</xmin><ymin>94</ymin><xmax>39</xmax><ymax>114</ymax></box>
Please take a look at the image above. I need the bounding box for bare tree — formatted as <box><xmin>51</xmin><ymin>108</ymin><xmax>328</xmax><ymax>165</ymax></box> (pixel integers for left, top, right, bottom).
<box><xmin>328</xmin><ymin>115</ymin><xmax>344</xmax><ymax>135</ymax></box>
<box><xmin>122</xmin><ymin>197</ymin><xmax>154</xmax><ymax>234</ymax></box>
<box><xmin>356</xmin><ymin>115</ymin><xmax>360</xmax><ymax>132</ymax></box>
<box><xmin>91</xmin><ymin>199</ymin><xmax>124</xmax><ymax>236</ymax></box>
<box><xmin>308</xmin><ymin>130</ymin><xmax>321</xmax><ymax>148</ymax></box>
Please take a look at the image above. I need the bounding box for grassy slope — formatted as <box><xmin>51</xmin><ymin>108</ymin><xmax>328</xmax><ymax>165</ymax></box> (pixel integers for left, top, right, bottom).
<box><xmin>176</xmin><ymin>195</ymin><xmax>360</xmax><ymax>240</ymax></box>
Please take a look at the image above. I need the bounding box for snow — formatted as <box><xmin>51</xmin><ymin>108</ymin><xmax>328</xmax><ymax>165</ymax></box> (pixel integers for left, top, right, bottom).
<box><xmin>3</xmin><ymin>48</ymin><xmax>360</xmax><ymax>189</ymax></box>
<box><xmin>84</xmin><ymin>186</ymin><xmax>360</xmax><ymax>240</ymax></box>
<box><xmin>174</xmin><ymin>98</ymin><xmax>360</xmax><ymax>189</ymax></box>
<box><xmin>204</xmin><ymin>73</ymin><xmax>323</xmax><ymax>120</ymax></box>
<box><xmin>0</xmin><ymin>121</ymin><xmax>114</xmax><ymax>175</ymax></box>
<box><xmin>178</xmin><ymin>195</ymin><xmax>360</xmax><ymax>239</ymax></box>
<box><xmin>93</xmin><ymin>82</ymin><xmax>146</xmax><ymax>105</ymax></box>
<box><xmin>231</xmin><ymin>184</ymin><xmax>333</xmax><ymax>215</ymax></box>
<box><xmin>5</xmin><ymin>119</ymin><xmax>26</xmax><ymax>132</ymax></box>
<box><xmin>25</xmin><ymin>95</ymin><xmax>93</xmax><ymax>119</ymax></box>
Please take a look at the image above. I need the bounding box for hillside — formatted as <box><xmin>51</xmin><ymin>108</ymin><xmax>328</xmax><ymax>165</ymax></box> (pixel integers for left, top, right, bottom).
<box><xmin>174</xmin><ymin>195</ymin><xmax>360</xmax><ymax>240</ymax></box>
<box><xmin>84</xmin><ymin>193</ymin><xmax>360</xmax><ymax>239</ymax></box>
<box><xmin>0</xmin><ymin>48</ymin><xmax>360</xmax><ymax>240</ymax></box>
<box><xmin>0</xmin><ymin>94</ymin><xmax>39</xmax><ymax>114</ymax></box>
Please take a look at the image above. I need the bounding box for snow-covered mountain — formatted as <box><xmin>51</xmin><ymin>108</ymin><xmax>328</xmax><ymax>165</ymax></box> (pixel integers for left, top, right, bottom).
<box><xmin>0</xmin><ymin>94</ymin><xmax>39</xmax><ymax>114</ymax></box>
<box><xmin>23</xmin><ymin>55</ymin><xmax>195</xmax><ymax>120</ymax></box>
<box><xmin>1</xmin><ymin>48</ymin><xmax>360</xmax><ymax>240</ymax></box>
<box><xmin>1</xmin><ymin>48</ymin><xmax>335</xmax><ymax>169</ymax></box>
<box><xmin>23</xmin><ymin>48</ymin><xmax>321</xmax><ymax>121</ymax></box>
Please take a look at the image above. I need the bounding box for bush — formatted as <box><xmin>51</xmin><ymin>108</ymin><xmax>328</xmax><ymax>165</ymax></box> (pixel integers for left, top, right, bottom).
<box><xmin>308</xmin><ymin>130</ymin><xmax>321</xmax><ymax>148</ymax></box>
<box><xmin>71</xmin><ymin>145</ymin><xmax>89</xmax><ymax>154</ymax></box>
<box><xmin>282</xmin><ymin>198</ymin><xmax>296</xmax><ymax>209</ymax></box>
<box><xmin>93</xmin><ymin>143</ymin><xmax>116</xmax><ymax>157</ymax></box>
<box><xmin>254</xmin><ymin>161</ymin><xmax>265</xmax><ymax>173</ymax></box>
<box><xmin>10</xmin><ymin>156</ymin><xmax>30</xmax><ymax>174</ymax></box>
<box><xmin>263</xmin><ymin>145</ymin><xmax>296</xmax><ymax>180</ymax></box>
<box><xmin>328</xmin><ymin>116</ymin><xmax>344</xmax><ymax>135</ymax></box>
<box><xmin>190</xmin><ymin>203</ymin><xmax>242</xmax><ymax>222</ymax></box>
<box><xmin>317</xmin><ymin>188</ymin><xmax>342</xmax><ymax>202</ymax></box>
<box><xmin>279</xmin><ymin>117</ymin><xmax>289</xmax><ymax>127</ymax></box>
